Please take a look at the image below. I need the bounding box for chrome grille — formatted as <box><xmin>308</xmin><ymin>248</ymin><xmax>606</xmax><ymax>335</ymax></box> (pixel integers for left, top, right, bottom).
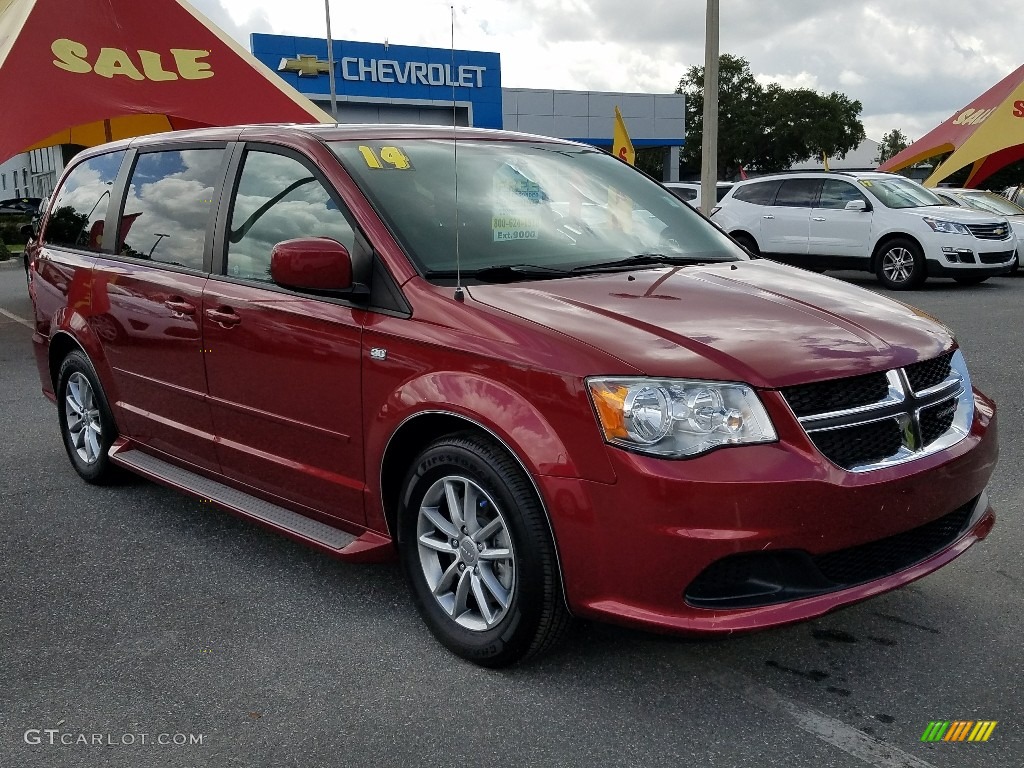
<box><xmin>780</xmin><ymin>351</ymin><xmax>971</xmax><ymax>472</ymax></box>
<box><xmin>965</xmin><ymin>222</ymin><xmax>1012</xmax><ymax>240</ymax></box>
<box><xmin>905</xmin><ymin>351</ymin><xmax>953</xmax><ymax>392</ymax></box>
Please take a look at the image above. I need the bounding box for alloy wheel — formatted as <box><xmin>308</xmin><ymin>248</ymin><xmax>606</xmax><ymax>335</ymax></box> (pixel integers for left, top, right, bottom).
<box><xmin>64</xmin><ymin>371</ymin><xmax>103</xmax><ymax>464</ymax></box>
<box><xmin>416</xmin><ymin>475</ymin><xmax>516</xmax><ymax>631</ymax></box>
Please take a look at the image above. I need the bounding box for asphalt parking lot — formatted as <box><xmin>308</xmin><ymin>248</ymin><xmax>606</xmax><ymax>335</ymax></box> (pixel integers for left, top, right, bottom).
<box><xmin>1</xmin><ymin>259</ymin><xmax>1021</xmax><ymax>768</ymax></box>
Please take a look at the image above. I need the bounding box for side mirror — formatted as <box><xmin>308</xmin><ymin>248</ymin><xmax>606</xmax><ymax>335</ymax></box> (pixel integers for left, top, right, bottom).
<box><xmin>270</xmin><ymin>237</ymin><xmax>366</xmax><ymax>296</ymax></box>
<box><xmin>845</xmin><ymin>200</ymin><xmax>868</xmax><ymax>212</ymax></box>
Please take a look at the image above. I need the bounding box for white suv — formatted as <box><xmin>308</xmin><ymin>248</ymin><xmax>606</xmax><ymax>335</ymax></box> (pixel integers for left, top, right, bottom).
<box><xmin>712</xmin><ymin>171</ymin><xmax>1016</xmax><ymax>289</ymax></box>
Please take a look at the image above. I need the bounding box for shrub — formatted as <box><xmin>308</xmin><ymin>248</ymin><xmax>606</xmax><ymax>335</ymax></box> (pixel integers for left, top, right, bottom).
<box><xmin>0</xmin><ymin>236</ymin><xmax>10</xmax><ymax>261</ymax></box>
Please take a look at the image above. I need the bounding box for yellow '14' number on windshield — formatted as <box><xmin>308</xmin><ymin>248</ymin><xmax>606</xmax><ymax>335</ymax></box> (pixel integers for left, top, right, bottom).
<box><xmin>358</xmin><ymin>145</ymin><xmax>413</xmax><ymax>170</ymax></box>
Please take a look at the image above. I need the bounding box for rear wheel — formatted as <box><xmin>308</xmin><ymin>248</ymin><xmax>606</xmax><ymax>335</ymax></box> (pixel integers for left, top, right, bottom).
<box><xmin>56</xmin><ymin>350</ymin><xmax>121</xmax><ymax>484</ymax></box>
<box><xmin>731</xmin><ymin>232</ymin><xmax>759</xmax><ymax>257</ymax></box>
<box><xmin>875</xmin><ymin>238</ymin><xmax>925</xmax><ymax>290</ymax></box>
<box><xmin>398</xmin><ymin>432</ymin><xmax>570</xmax><ymax>667</ymax></box>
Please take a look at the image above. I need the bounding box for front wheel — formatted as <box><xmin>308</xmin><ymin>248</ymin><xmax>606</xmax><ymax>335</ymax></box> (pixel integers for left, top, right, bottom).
<box><xmin>398</xmin><ymin>432</ymin><xmax>570</xmax><ymax>667</ymax></box>
<box><xmin>875</xmin><ymin>238</ymin><xmax>925</xmax><ymax>290</ymax></box>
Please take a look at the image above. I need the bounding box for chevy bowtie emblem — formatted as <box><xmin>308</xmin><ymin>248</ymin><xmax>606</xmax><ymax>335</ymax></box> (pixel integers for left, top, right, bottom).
<box><xmin>279</xmin><ymin>54</ymin><xmax>330</xmax><ymax>77</ymax></box>
<box><xmin>995</xmin><ymin>227</ymin><xmax>1006</xmax><ymax>235</ymax></box>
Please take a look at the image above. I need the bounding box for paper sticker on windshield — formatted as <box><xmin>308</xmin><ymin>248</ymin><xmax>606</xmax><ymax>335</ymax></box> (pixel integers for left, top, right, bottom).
<box><xmin>357</xmin><ymin>145</ymin><xmax>414</xmax><ymax>170</ymax></box>
<box><xmin>859</xmin><ymin>179</ymin><xmax>873</xmax><ymax>187</ymax></box>
<box><xmin>492</xmin><ymin>164</ymin><xmax>540</xmax><ymax>242</ymax></box>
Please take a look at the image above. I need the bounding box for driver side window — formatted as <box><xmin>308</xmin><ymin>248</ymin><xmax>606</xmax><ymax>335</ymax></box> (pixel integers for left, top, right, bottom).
<box><xmin>226</xmin><ymin>150</ymin><xmax>355</xmax><ymax>282</ymax></box>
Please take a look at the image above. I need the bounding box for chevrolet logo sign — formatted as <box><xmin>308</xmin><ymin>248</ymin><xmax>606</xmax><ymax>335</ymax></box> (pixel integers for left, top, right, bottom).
<box><xmin>279</xmin><ymin>54</ymin><xmax>330</xmax><ymax>77</ymax></box>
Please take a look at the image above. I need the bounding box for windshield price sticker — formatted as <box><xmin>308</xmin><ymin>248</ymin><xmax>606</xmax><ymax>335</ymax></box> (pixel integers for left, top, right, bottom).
<box><xmin>860</xmin><ymin>179</ymin><xmax>873</xmax><ymax>187</ymax></box>
<box><xmin>492</xmin><ymin>165</ymin><xmax>540</xmax><ymax>242</ymax></box>
<box><xmin>358</xmin><ymin>145</ymin><xmax>414</xmax><ymax>170</ymax></box>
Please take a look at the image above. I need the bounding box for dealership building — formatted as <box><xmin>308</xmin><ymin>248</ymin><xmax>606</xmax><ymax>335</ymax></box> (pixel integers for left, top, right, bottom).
<box><xmin>251</xmin><ymin>34</ymin><xmax>687</xmax><ymax>181</ymax></box>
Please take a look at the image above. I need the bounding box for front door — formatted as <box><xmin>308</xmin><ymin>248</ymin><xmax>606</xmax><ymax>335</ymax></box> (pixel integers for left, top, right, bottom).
<box><xmin>808</xmin><ymin>179</ymin><xmax>873</xmax><ymax>264</ymax></box>
<box><xmin>202</xmin><ymin>147</ymin><xmax>366</xmax><ymax>523</ymax></box>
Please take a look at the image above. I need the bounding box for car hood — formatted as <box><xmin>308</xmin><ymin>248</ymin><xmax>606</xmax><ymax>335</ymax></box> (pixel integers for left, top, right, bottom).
<box><xmin>467</xmin><ymin>260</ymin><xmax>953</xmax><ymax>388</ymax></box>
<box><xmin>903</xmin><ymin>205</ymin><xmax>1005</xmax><ymax>225</ymax></box>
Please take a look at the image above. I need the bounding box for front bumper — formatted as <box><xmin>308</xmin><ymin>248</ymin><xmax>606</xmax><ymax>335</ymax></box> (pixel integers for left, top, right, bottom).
<box><xmin>542</xmin><ymin>389</ymin><xmax>997</xmax><ymax>634</ymax></box>
<box><xmin>923</xmin><ymin>235</ymin><xmax>1015</xmax><ymax>276</ymax></box>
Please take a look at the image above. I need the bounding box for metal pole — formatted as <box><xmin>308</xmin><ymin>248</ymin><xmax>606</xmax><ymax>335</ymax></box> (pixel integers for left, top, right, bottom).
<box><xmin>700</xmin><ymin>0</ymin><xmax>719</xmax><ymax>216</ymax></box>
<box><xmin>324</xmin><ymin>0</ymin><xmax>338</xmax><ymax>123</ymax></box>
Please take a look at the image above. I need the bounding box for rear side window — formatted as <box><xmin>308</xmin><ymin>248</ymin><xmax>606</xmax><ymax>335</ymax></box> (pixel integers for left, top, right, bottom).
<box><xmin>42</xmin><ymin>151</ymin><xmax>124</xmax><ymax>251</ymax></box>
<box><xmin>732</xmin><ymin>180</ymin><xmax>782</xmax><ymax>206</ymax></box>
<box><xmin>225</xmin><ymin>150</ymin><xmax>356</xmax><ymax>283</ymax></box>
<box><xmin>774</xmin><ymin>179</ymin><xmax>821</xmax><ymax>208</ymax></box>
<box><xmin>120</xmin><ymin>149</ymin><xmax>225</xmax><ymax>271</ymax></box>
<box><xmin>668</xmin><ymin>186</ymin><xmax>697</xmax><ymax>202</ymax></box>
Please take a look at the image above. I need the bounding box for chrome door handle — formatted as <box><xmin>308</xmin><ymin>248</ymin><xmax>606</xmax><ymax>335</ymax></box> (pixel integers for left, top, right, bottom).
<box><xmin>812</xmin><ymin>216</ymin><xmax>826</xmax><ymax>221</ymax></box>
<box><xmin>762</xmin><ymin>214</ymin><xmax>775</xmax><ymax>220</ymax></box>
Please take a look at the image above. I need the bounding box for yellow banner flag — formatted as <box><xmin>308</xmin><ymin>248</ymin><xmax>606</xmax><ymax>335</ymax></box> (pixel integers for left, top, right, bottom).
<box><xmin>613</xmin><ymin>106</ymin><xmax>636</xmax><ymax>166</ymax></box>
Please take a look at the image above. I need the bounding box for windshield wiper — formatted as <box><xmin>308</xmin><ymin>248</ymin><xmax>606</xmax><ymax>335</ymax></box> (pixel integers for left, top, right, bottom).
<box><xmin>424</xmin><ymin>264</ymin><xmax>573</xmax><ymax>283</ymax></box>
<box><xmin>571</xmin><ymin>253</ymin><xmax>710</xmax><ymax>273</ymax></box>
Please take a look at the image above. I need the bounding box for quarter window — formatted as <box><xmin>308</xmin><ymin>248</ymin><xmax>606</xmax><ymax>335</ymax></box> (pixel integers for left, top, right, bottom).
<box><xmin>733</xmin><ymin>180</ymin><xmax>782</xmax><ymax>206</ymax></box>
<box><xmin>226</xmin><ymin>150</ymin><xmax>355</xmax><ymax>283</ymax></box>
<box><xmin>42</xmin><ymin>151</ymin><xmax>124</xmax><ymax>251</ymax></box>
<box><xmin>120</xmin><ymin>149</ymin><xmax>225</xmax><ymax>270</ymax></box>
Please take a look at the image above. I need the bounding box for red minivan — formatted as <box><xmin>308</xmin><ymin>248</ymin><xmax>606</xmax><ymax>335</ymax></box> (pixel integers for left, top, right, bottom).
<box><xmin>27</xmin><ymin>125</ymin><xmax>997</xmax><ymax>666</ymax></box>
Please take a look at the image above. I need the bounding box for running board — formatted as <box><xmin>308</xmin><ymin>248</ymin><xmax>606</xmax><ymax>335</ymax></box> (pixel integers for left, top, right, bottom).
<box><xmin>111</xmin><ymin>447</ymin><xmax>392</xmax><ymax>560</ymax></box>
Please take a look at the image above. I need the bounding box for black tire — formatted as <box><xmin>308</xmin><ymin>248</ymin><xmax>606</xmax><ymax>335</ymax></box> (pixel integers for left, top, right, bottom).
<box><xmin>875</xmin><ymin>238</ymin><xmax>925</xmax><ymax>290</ymax></box>
<box><xmin>953</xmin><ymin>275</ymin><xmax>989</xmax><ymax>286</ymax></box>
<box><xmin>56</xmin><ymin>350</ymin><xmax>121</xmax><ymax>484</ymax></box>
<box><xmin>731</xmin><ymin>232</ymin><xmax>760</xmax><ymax>257</ymax></box>
<box><xmin>398</xmin><ymin>432</ymin><xmax>570</xmax><ymax>667</ymax></box>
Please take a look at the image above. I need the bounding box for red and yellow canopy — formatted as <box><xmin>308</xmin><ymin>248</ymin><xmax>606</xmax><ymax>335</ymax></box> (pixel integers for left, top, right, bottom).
<box><xmin>0</xmin><ymin>0</ymin><xmax>331</xmax><ymax>162</ymax></box>
<box><xmin>880</xmin><ymin>64</ymin><xmax>1024</xmax><ymax>187</ymax></box>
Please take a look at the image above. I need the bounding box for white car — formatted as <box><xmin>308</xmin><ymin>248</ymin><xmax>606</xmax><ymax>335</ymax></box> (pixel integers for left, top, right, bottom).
<box><xmin>712</xmin><ymin>171</ymin><xmax>1016</xmax><ymax>288</ymax></box>
<box><xmin>664</xmin><ymin>181</ymin><xmax>733</xmax><ymax>209</ymax></box>
<box><xmin>933</xmin><ymin>187</ymin><xmax>1021</xmax><ymax>274</ymax></box>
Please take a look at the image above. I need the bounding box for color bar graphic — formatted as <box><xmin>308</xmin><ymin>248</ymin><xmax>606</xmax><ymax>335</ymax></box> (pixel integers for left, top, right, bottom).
<box><xmin>921</xmin><ymin>721</ymin><xmax>997</xmax><ymax>742</ymax></box>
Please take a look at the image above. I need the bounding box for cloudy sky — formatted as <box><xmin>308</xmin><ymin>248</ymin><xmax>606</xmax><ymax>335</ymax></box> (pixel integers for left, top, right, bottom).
<box><xmin>193</xmin><ymin>0</ymin><xmax>1021</xmax><ymax>143</ymax></box>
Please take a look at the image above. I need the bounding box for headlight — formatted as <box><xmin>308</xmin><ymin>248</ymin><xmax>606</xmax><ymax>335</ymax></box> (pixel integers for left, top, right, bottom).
<box><xmin>587</xmin><ymin>377</ymin><xmax>777</xmax><ymax>457</ymax></box>
<box><xmin>923</xmin><ymin>217</ymin><xmax>971</xmax><ymax>235</ymax></box>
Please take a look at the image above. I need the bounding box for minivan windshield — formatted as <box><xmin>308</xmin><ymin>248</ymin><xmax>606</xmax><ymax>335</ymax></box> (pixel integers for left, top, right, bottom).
<box><xmin>861</xmin><ymin>177</ymin><xmax>944</xmax><ymax>209</ymax></box>
<box><xmin>331</xmin><ymin>139</ymin><xmax>744</xmax><ymax>278</ymax></box>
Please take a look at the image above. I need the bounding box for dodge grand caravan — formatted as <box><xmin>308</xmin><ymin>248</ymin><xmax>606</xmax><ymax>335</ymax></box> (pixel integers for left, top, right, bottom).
<box><xmin>27</xmin><ymin>125</ymin><xmax>998</xmax><ymax>666</ymax></box>
<box><xmin>713</xmin><ymin>171</ymin><xmax>1016</xmax><ymax>289</ymax></box>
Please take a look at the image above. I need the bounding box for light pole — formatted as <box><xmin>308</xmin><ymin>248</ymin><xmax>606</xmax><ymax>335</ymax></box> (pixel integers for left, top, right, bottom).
<box><xmin>324</xmin><ymin>0</ymin><xmax>338</xmax><ymax>122</ymax></box>
<box><xmin>700</xmin><ymin>0</ymin><xmax>719</xmax><ymax>216</ymax></box>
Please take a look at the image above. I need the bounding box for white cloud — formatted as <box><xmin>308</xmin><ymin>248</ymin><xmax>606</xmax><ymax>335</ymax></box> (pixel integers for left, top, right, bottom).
<box><xmin>188</xmin><ymin>0</ymin><xmax>1024</xmax><ymax>142</ymax></box>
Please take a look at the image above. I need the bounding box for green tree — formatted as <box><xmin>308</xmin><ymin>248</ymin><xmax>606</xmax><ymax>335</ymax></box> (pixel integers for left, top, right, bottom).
<box><xmin>677</xmin><ymin>55</ymin><xmax>866</xmax><ymax>177</ymax></box>
<box><xmin>0</xmin><ymin>236</ymin><xmax>9</xmax><ymax>261</ymax></box>
<box><xmin>875</xmin><ymin>129</ymin><xmax>911</xmax><ymax>165</ymax></box>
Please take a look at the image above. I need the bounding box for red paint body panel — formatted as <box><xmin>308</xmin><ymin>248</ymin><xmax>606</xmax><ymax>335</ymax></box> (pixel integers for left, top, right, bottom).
<box><xmin>470</xmin><ymin>261</ymin><xmax>954</xmax><ymax>387</ymax></box>
<box><xmin>543</xmin><ymin>393</ymin><xmax>996</xmax><ymax>629</ymax></box>
<box><xmin>201</xmin><ymin>279</ymin><xmax>366</xmax><ymax>524</ymax></box>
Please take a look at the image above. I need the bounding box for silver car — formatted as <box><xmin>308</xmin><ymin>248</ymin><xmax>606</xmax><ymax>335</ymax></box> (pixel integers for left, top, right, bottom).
<box><xmin>935</xmin><ymin>188</ymin><xmax>1022</xmax><ymax>274</ymax></box>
